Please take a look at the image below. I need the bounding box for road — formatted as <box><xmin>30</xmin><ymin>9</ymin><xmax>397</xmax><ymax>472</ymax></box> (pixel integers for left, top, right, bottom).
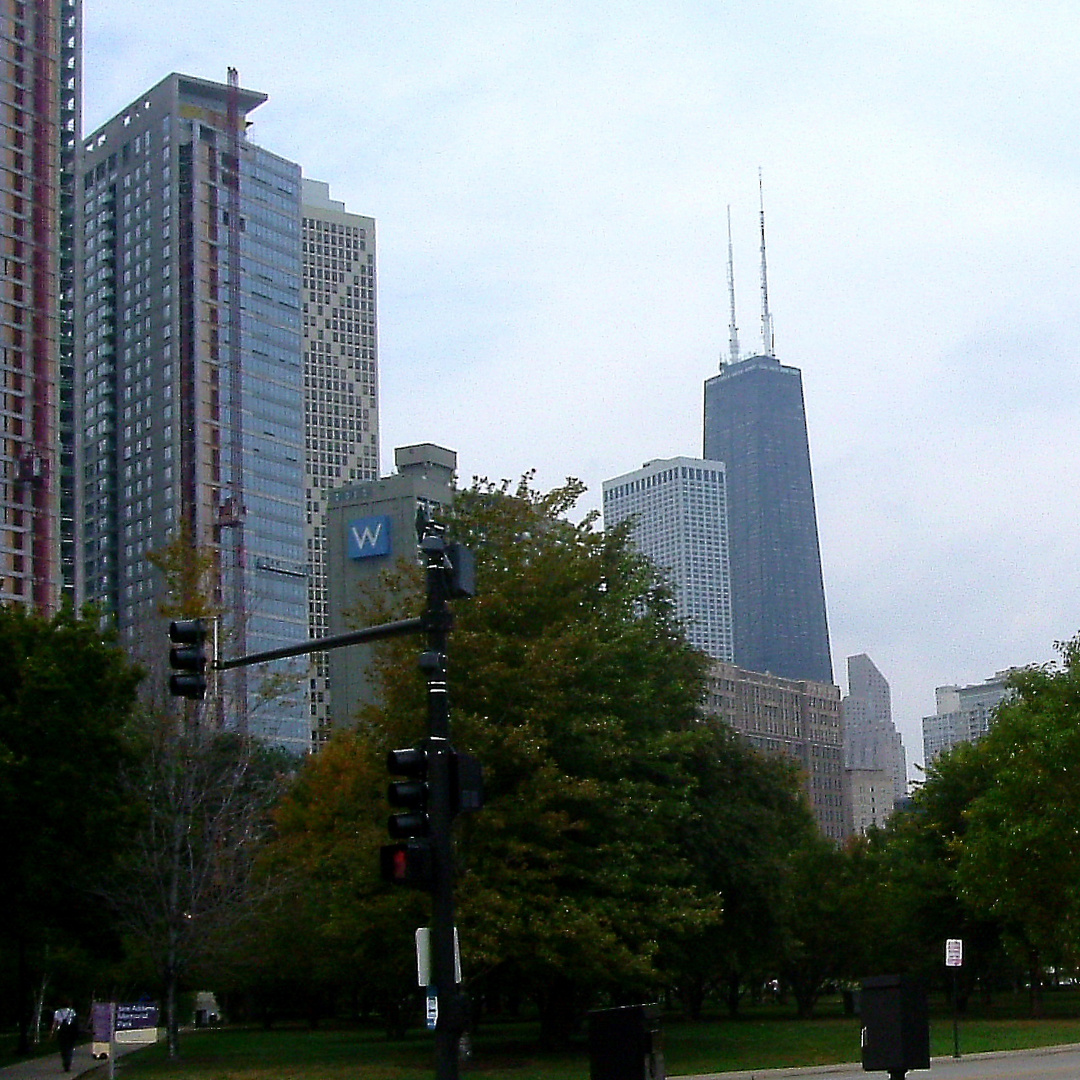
<box><xmin>681</xmin><ymin>1042</ymin><xmax>1080</xmax><ymax>1080</ymax></box>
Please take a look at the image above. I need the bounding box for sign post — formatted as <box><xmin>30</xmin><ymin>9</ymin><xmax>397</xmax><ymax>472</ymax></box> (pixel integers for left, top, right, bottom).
<box><xmin>945</xmin><ymin>938</ymin><xmax>963</xmax><ymax>1058</ymax></box>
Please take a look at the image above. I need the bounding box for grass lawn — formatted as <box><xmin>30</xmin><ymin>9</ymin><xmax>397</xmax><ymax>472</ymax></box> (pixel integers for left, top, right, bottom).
<box><xmin>94</xmin><ymin>996</ymin><xmax>1080</xmax><ymax>1080</ymax></box>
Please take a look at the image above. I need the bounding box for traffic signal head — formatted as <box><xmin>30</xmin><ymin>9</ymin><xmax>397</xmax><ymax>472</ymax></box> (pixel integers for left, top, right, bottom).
<box><xmin>168</xmin><ymin>619</ymin><xmax>207</xmax><ymax>700</ymax></box>
<box><xmin>380</xmin><ymin>840</ymin><xmax>433</xmax><ymax>889</ymax></box>
<box><xmin>387</xmin><ymin>746</ymin><xmax>429</xmax><ymax>839</ymax></box>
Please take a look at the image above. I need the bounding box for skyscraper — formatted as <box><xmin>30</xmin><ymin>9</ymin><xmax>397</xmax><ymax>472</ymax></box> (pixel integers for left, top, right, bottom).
<box><xmin>703</xmin><ymin>192</ymin><xmax>831</xmax><ymax>683</ymax></box>
<box><xmin>842</xmin><ymin>653</ymin><xmax>907</xmax><ymax>818</ymax></box>
<box><xmin>602</xmin><ymin>457</ymin><xmax>733</xmax><ymax>662</ymax></box>
<box><xmin>79</xmin><ymin>72</ymin><xmax>308</xmax><ymax>748</ymax></box>
<box><xmin>702</xmin><ymin>352</ymin><xmax>832</xmax><ymax>683</ymax></box>
<box><xmin>301</xmin><ymin>178</ymin><xmax>379</xmax><ymax>747</ymax></box>
<box><xmin>0</xmin><ymin>0</ymin><xmax>81</xmax><ymax>611</ymax></box>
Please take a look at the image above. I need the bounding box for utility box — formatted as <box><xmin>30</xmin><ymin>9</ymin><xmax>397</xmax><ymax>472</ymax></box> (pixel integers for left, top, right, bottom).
<box><xmin>860</xmin><ymin>975</ymin><xmax>930</xmax><ymax>1076</ymax></box>
<box><xmin>587</xmin><ymin>1004</ymin><xmax>665</xmax><ymax>1080</ymax></box>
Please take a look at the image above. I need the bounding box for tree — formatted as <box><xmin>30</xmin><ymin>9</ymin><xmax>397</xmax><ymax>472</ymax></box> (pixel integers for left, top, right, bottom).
<box><xmin>256</xmin><ymin>729</ymin><xmax>428</xmax><ymax>1035</ymax></box>
<box><xmin>103</xmin><ymin>719</ymin><xmax>293</xmax><ymax>1056</ymax></box>
<box><xmin>872</xmin><ymin>740</ymin><xmax>1008</xmax><ymax>1007</ymax></box>
<box><xmin>273</xmin><ymin>476</ymin><xmax>733</xmax><ymax>1044</ymax></box>
<box><xmin>661</xmin><ymin>723</ymin><xmax>817</xmax><ymax>1018</ymax></box>
<box><xmin>0</xmin><ymin>605</ymin><xmax>142</xmax><ymax>1051</ymax></box>
<box><xmin>774</xmin><ymin>837</ymin><xmax>870</xmax><ymax>1018</ymax></box>
<box><xmin>954</xmin><ymin>638</ymin><xmax>1080</xmax><ymax>1011</ymax></box>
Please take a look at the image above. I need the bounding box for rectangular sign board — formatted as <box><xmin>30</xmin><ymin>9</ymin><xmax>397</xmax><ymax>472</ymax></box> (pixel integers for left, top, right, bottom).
<box><xmin>945</xmin><ymin>938</ymin><xmax>963</xmax><ymax>968</ymax></box>
<box><xmin>114</xmin><ymin>1003</ymin><xmax>159</xmax><ymax>1044</ymax></box>
<box><xmin>347</xmin><ymin>515</ymin><xmax>392</xmax><ymax>559</ymax></box>
<box><xmin>415</xmin><ymin>926</ymin><xmax>461</xmax><ymax>986</ymax></box>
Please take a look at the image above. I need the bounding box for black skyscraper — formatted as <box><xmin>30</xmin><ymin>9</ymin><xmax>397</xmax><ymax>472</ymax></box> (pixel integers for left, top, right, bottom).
<box><xmin>703</xmin><ymin>353</ymin><xmax>833</xmax><ymax>684</ymax></box>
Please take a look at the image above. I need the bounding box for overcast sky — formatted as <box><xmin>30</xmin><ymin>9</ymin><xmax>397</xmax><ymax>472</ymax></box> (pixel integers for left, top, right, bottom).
<box><xmin>84</xmin><ymin>1</ymin><xmax>1080</xmax><ymax>777</ymax></box>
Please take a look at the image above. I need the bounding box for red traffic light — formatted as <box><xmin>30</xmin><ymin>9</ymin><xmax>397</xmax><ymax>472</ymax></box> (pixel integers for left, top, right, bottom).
<box><xmin>380</xmin><ymin>840</ymin><xmax>433</xmax><ymax>889</ymax></box>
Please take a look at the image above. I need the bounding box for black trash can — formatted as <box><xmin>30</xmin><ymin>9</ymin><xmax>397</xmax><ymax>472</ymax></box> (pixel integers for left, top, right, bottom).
<box><xmin>587</xmin><ymin>1003</ymin><xmax>664</xmax><ymax>1080</ymax></box>
<box><xmin>860</xmin><ymin>974</ymin><xmax>929</xmax><ymax>1078</ymax></box>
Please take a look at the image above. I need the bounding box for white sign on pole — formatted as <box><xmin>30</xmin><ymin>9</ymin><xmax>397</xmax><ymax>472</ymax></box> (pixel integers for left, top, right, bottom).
<box><xmin>415</xmin><ymin>927</ymin><xmax>462</xmax><ymax>986</ymax></box>
<box><xmin>945</xmin><ymin>938</ymin><xmax>964</xmax><ymax>967</ymax></box>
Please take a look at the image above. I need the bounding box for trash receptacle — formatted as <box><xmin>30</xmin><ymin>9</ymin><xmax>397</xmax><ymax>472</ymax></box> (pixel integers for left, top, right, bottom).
<box><xmin>860</xmin><ymin>974</ymin><xmax>929</xmax><ymax>1078</ymax></box>
<box><xmin>587</xmin><ymin>1003</ymin><xmax>664</xmax><ymax>1080</ymax></box>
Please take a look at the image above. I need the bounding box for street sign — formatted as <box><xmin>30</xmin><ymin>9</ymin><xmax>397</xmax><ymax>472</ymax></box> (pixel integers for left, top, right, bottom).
<box><xmin>945</xmin><ymin>938</ymin><xmax>963</xmax><ymax>967</ymax></box>
<box><xmin>416</xmin><ymin>926</ymin><xmax>461</xmax><ymax>986</ymax></box>
<box><xmin>426</xmin><ymin>989</ymin><xmax>438</xmax><ymax>1030</ymax></box>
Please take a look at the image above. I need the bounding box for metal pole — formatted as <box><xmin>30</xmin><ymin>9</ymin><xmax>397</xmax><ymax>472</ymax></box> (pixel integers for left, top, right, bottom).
<box><xmin>421</xmin><ymin>527</ymin><xmax>462</xmax><ymax>1080</ymax></box>
<box><xmin>952</xmin><ymin>969</ymin><xmax>961</xmax><ymax>1058</ymax></box>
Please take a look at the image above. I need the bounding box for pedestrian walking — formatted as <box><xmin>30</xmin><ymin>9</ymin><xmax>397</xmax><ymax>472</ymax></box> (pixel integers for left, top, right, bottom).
<box><xmin>51</xmin><ymin>1001</ymin><xmax>79</xmax><ymax>1072</ymax></box>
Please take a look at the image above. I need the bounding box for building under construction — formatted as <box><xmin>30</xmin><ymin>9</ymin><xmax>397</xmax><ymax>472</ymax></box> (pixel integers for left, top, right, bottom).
<box><xmin>0</xmin><ymin>0</ymin><xmax>81</xmax><ymax>611</ymax></box>
<box><xmin>79</xmin><ymin>73</ymin><xmax>308</xmax><ymax>748</ymax></box>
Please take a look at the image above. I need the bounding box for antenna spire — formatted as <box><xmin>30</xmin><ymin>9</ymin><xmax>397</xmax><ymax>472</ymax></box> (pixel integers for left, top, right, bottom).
<box><xmin>758</xmin><ymin>168</ymin><xmax>775</xmax><ymax>357</ymax></box>
<box><xmin>726</xmin><ymin>204</ymin><xmax>740</xmax><ymax>368</ymax></box>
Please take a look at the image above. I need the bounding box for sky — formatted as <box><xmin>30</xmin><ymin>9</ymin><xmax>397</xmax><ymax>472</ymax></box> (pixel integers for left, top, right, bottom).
<box><xmin>84</xmin><ymin>1</ymin><xmax>1080</xmax><ymax>778</ymax></box>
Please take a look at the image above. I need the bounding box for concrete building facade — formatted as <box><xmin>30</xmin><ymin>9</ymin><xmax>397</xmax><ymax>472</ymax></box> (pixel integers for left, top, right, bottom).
<box><xmin>601</xmin><ymin>456</ymin><xmax>733</xmax><ymax>661</ymax></box>
<box><xmin>841</xmin><ymin>653</ymin><xmax>907</xmax><ymax>832</ymax></box>
<box><xmin>324</xmin><ymin>444</ymin><xmax>455</xmax><ymax>730</ymax></box>
<box><xmin>0</xmin><ymin>0</ymin><xmax>81</xmax><ymax>611</ymax></box>
<box><xmin>301</xmin><ymin>178</ymin><xmax>378</xmax><ymax>748</ymax></box>
<box><xmin>847</xmin><ymin>768</ymin><xmax>895</xmax><ymax>835</ymax></box>
<box><xmin>703</xmin><ymin>354</ymin><xmax>832</xmax><ymax>684</ymax></box>
<box><xmin>79</xmin><ymin>73</ymin><xmax>308</xmax><ymax>748</ymax></box>
<box><xmin>922</xmin><ymin>672</ymin><xmax>1012</xmax><ymax>765</ymax></box>
<box><xmin>704</xmin><ymin>660</ymin><xmax>846</xmax><ymax>842</ymax></box>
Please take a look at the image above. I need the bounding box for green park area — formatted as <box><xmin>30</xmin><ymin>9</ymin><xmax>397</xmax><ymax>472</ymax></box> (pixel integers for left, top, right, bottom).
<box><xmin>67</xmin><ymin>996</ymin><xmax>1080</xmax><ymax>1080</ymax></box>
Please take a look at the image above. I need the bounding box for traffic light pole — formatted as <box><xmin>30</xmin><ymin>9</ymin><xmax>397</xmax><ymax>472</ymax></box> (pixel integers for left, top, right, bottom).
<box><xmin>197</xmin><ymin>516</ymin><xmax>475</xmax><ymax>1080</ymax></box>
<box><xmin>419</xmin><ymin>524</ymin><xmax>465</xmax><ymax>1080</ymax></box>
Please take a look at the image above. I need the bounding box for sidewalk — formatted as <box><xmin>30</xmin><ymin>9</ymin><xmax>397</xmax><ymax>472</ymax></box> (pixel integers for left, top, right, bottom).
<box><xmin>0</xmin><ymin>1041</ymin><xmax>145</xmax><ymax>1080</ymax></box>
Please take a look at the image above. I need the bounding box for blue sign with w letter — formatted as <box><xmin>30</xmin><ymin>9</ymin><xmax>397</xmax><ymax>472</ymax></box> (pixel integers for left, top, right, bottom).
<box><xmin>348</xmin><ymin>515</ymin><xmax>392</xmax><ymax>559</ymax></box>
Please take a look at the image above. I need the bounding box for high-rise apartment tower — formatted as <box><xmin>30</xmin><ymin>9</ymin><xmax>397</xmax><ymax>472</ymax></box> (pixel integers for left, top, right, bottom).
<box><xmin>602</xmin><ymin>457</ymin><xmax>733</xmax><ymax>662</ymax></box>
<box><xmin>922</xmin><ymin>673</ymin><xmax>1012</xmax><ymax>765</ymax></box>
<box><xmin>0</xmin><ymin>0</ymin><xmax>81</xmax><ymax>610</ymax></box>
<box><xmin>79</xmin><ymin>73</ymin><xmax>308</xmax><ymax>748</ymax></box>
<box><xmin>301</xmin><ymin>178</ymin><xmax>379</xmax><ymax>747</ymax></box>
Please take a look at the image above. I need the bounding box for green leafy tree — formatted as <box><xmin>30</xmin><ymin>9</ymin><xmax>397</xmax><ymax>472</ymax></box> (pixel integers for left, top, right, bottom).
<box><xmin>273</xmin><ymin>476</ymin><xmax>730</xmax><ymax>1045</ymax></box>
<box><xmin>774</xmin><ymin>836</ymin><xmax>870</xmax><ymax>1018</ymax></box>
<box><xmin>954</xmin><ymin>638</ymin><xmax>1080</xmax><ymax>1011</ymax></box>
<box><xmin>871</xmin><ymin>742</ymin><xmax>1008</xmax><ymax>1007</ymax></box>
<box><xmin>662</xmin><ymin>725</ymin><xmax>817</xmax><ymax>1018</ymax></box>
<box><xmin>0</xmin><ymin>605</ymin><xmax>142</xmax><ymax>1051</ymax></box>
<box><xmin>255</xmin><ymin>730</ymin><xmax>426</xmax><ymax>1035</ymax></box>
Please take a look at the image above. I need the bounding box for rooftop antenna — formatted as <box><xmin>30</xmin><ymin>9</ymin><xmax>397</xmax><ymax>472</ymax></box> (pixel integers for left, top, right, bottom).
<box><xmin>726</xmin><ymin>204</ymin><xmax>740</xmax><ymax>368</ymax></box>
<box><xmin>758</xmin><ymin>168</ymin><xmax>775</xmax><ymax>357</ymax></box>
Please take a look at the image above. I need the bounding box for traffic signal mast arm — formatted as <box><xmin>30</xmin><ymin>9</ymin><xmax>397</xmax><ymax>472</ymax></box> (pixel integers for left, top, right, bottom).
<box><xmin>211</xmin><ymin>615</ymin><xmax>424</xmax><ymax>670</ymax></box>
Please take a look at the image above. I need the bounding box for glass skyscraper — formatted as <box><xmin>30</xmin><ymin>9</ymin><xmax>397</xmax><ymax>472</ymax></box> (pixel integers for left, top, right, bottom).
<box><xmin>703</xmin><ymin>353</ymin><xmax>832</xmax><ymax>685</ymax></box>
<box><xmin>79</xmin><ymin>73</ymin><xmax>308</xmax><ymax>748</ymax></box>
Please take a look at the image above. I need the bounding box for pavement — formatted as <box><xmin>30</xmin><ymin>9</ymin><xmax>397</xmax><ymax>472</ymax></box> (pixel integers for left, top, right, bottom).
<box><xmin>680</xmin><ymin>1041</ymin><xmax>1080</xmax><ymax>1079</ymax></box>
<box><xmin>0</xmin><ymin>1042</ymin><xmax>145</xmax><ymax>1080</ymax></box>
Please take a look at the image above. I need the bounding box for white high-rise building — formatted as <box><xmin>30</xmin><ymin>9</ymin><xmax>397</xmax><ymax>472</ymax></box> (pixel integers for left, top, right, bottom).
<box><xmin>301</xmin><ymin>179</ymin><xmax>378</xmax><ymax>748</ymax></box>
<box><xmin>602</xmin><ymin>457</ymin><xmax>733</xmax><ymax>661</ymax></box>
<box><xmin>922</xmin><ymin>673</ymin><xmax>1012</xmax><ymax>765</ymax></box>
